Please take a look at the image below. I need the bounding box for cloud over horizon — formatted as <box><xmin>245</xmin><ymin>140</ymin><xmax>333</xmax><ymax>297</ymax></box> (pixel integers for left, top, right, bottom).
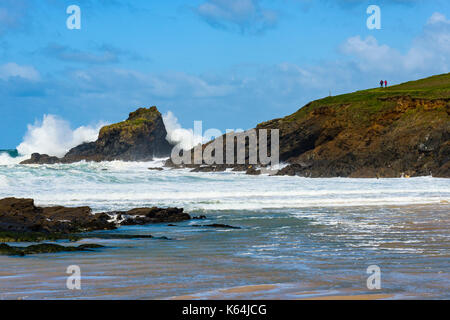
<box><xmin>341</xmin><ymin>12</ymin><xmax>450</xmax><ymax>76</ymax></box>
<box><xmin>0</xmin><ymin>62</ymin><xmax>40</xmax><ymax>81</ymax></box>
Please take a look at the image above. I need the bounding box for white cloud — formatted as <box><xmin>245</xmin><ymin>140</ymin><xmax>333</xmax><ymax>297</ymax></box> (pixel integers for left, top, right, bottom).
<box><xmin>340</xmin><ymin>36</ymin><xmax>402</xmax><ymax>73</ymax></box>
<box><xmin>427</xmin><ymin>12</ymin><xmax>450</xmax><ymax>25</ymax></box>
<box><xmin>196</xmin><ymin>0</ymin><xmax>278</xmax><ymax>34</ymax></box>
<box><xmin>340</xmin><ymin>12</ymin><xmax>450</xmax><ymax>76</ymax></box>
<box><xmin>0</xmin><ymin>62</ymin><xmax>40</xmax><ymax>81</ymax></box>
<box><xmin>64</xmin><ymin>67</ymin><xmax>234</xmax><ymax>99</ymax></box>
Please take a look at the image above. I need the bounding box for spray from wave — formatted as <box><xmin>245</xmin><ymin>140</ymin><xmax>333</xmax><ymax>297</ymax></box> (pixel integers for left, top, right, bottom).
<box><xmin>0</xmin><ymin>150</ymin><xmax>22</xmax><ymax>166</ymax></box>
<box><xmin>163</xmin><ymin>111</ymin><xmax>203</xmax><ymax>151</ymax></box>
<box><xmin>0</xmin><ymin>115</ymin><xmax>105</xmax><ymax>165</ymax></box>
<box><xmin>17</xmin><ymin>115</ymin><xmax>104</xmax><ymax>157</ymax></box>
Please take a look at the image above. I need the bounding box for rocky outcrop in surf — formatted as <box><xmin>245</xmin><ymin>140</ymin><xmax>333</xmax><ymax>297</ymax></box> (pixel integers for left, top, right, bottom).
<box><xmin>21</xmin><ymin>106</ymin><xmax>173</xmax><ymax>164</ymax></box>
<box><xmin>0</xmin><ymin>197</ymin><xmax>190</xmax><ymax>235</ymax></box>
<box><xmin>20</xmin><ymin>153</ymin><xmax>60</xmax><ymax>165</ymax></box>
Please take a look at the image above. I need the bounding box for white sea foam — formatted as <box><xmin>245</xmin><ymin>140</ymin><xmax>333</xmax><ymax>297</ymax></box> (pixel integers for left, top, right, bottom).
<box><xmin>16</xmin><ymin>114</ymin><xmax>105</xmax><ymax>158</ymax></box>
<box><xmin>0</xmin><ymin>160</ymin><xmax>448</xmax><ymax>212</ymax></box>
<box><xmin>0</xmin><ymin>175</ymin><xmax>8</xmax><ymax>187</ymax></box>
<box><xmin>0</xmin><ymin>152</ymin><xmax>28</xmax><ymax>165</ymax></box>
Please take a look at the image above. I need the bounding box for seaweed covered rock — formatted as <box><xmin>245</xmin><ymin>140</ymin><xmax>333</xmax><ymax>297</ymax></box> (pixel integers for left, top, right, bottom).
<box><xmin>0</xmin><ymin>243</ymin><xmax>104</xmax><ymax>256</ymax></box>
<box><xmin>118</xmin><ymin>207</ymin><xmax>191</xmax><ymax>225</ymax></box>
<box><xmin>0</xmin><ymin>198</ymin><xmax>191</xmax><ymax>237</ymax></box>
<box><xmin>20</xmin><ymin>153</ymin><xmax>60</xmax><ymax>165</ymax></box>
<box><xmin>0</xmin><ymin>198</ymin><xmax>115</xmax><ymax>234</ymax></box>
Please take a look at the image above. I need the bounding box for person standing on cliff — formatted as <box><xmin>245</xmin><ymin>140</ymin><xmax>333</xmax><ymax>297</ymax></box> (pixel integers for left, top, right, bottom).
<box><xmin>385</xmin><ymin>80</ymin><xmax>388</xmax><ymax>87</ymax></box>
<box><xmin>380</xmin><ymin>80</ymin><xmax>384</xmax><ymax>88</ymax></box>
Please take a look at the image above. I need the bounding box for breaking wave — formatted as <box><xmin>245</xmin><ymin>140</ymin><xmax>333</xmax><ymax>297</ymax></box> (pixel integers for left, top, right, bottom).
<box><xmin>163</xmin><ymin>111</ymin><xmax>203</xmax><ymax>151</ymax></box>
<box><xmin>17</xmin><ymin>114</ymin><xmax>105</xmax><ymax>158</ymax></box>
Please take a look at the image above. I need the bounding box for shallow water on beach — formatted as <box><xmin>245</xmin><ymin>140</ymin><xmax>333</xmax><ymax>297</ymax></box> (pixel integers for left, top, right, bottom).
<box><xmin>0</xmin><ymin>160</ymin><xmax>449</xmax><ymax>299</ymax></box>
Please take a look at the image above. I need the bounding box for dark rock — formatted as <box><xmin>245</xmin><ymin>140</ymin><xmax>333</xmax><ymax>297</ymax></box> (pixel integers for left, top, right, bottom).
<box><xmin>0</xmin><ymin>198</ymin><xmax>190</xmax><ymax>237</ymax></box>
<box><xmin>231</xmin><ymin>164</ymin><xmax>251</xmax><ymax>172</ymax></box>
<box><xmin>20</xmin><ymin>153</ymin><xmax>60</xmax><ymax>165</ymax></box>
<box><xmin>74</xmin><ymin>234</ymin><xmax>154</xmax><ymax>240</ymax></box>
<box><xmin>77</xmin><ymin>244</ymin><xmax>104</xmax><ymax>250</ymax></box>
<box><xmin>0</xmin><ymin>231</ymin><xmax>165</xmax><ymax>243</ymax></box>
<box><xmin>246</xmin><ymin>165</ymin><xmax>261</xmax><ymax>175</ymax></box>
<box><xmin>199</xmin><ymin>224</ymin><xmax>241</xmax><ymax>229</ymax></box>
<box><xmin>148</xmin><ymin>167</ymin><xmax>163</xmax><ymax>171</ymax></box>
<box><xmin>190</xmin><ymin>165</ymin><xmax>227</xmax><ymax>173</ymax></box>
<box><xmin>0</xmin><ymin>243</ymin><xmax>104</xmax><ymax>256</ymax></box>
<box><xmin>0</xmin><ymin>198</ymin><xmax>115</xmax><ymax>234</ymax></box>
<box><xmin>0</xmin><ymin>231</ymin><xmax>82</xmax><ymax>243</ymax></box>
<box><xmin>119</xmin><ymin>207</ymin><xmax>190</xmax><ymax>225</ymax></box>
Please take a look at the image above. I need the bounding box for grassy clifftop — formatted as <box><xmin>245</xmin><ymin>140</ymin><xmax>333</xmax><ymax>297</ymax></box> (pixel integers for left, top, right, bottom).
<box><xmin>283</xmin><ymin>73</ymin><xmax>450</xmax><ymax>125</ymax></box>
<box><xmin>99</xmin><ymin>106</ymin><xmax>161</xmax><ymax>139</ymax></box>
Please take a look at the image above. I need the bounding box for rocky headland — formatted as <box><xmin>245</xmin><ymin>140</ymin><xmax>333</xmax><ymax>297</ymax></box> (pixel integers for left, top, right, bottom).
<box><xmin>168</xmin><ymin>73</ymin><xmax>450</xmax><ymax>178</ymax></box>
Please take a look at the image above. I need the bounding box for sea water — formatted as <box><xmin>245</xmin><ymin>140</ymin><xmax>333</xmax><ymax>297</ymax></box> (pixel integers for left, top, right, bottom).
<box><xmin>0</xmin><ymin>157</ymin><xmax>449</xmax><ymax>299</ymax></box>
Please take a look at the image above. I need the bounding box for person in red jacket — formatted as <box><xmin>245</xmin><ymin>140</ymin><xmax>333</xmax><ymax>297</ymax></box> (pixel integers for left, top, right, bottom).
<box><xmin>385</xmin><ymin>80</ymin><xmax>388</xmax><ymax>87</ymax></box>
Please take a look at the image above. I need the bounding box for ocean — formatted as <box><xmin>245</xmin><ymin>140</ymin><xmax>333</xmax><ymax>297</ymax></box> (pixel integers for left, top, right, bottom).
<box><xmin>0</xmin><ymin>156</ymin><xmax>449</xmax><ymax>299</ymax></box>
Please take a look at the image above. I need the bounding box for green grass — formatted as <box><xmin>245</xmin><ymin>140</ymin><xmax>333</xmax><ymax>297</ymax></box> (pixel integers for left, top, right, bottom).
<box><xmin>286</xmin><ymin>73</ymin><xmax>450</xmax><ymax>124</ymax></box>
<box><xmin>99</xmin><ymin>119</ymin><xmax>153</xmax><ymax>139</ymax></box>
<box><xmin>102</xmin><ymin>119</ymin><xmax>150</xmax><ymax>131</ymax></box>
<box><xmin>99</xmin><ymin>106</ymin><xmax>160</xmax><ymax>136</ymax></box>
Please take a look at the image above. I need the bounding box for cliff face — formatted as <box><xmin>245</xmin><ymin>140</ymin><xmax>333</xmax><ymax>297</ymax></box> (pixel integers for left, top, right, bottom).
<box><xmin>21</xmin><ymin>106</ymin><xmax>173</xmax><ymax>164</ymax></box>
<box><xmin>260</xmin><ymin>73</ymin><xmax>450</xmax><ymax>178</ymax></box>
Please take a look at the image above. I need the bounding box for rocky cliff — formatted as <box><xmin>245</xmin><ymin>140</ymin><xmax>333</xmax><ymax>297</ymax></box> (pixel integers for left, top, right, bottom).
<box><xmin>21</xmin><ymin>106</ymin><xmax>173</xmax><ymax>164</ymax></box>
<box><xmin>171</xmin><ymin>73</ymin><xmax>449</xmax><ymax>178</ymax></box>
<box><xmin>268</xmin><ymin>73</ymin><xmax>449</xmax><ymax>178</ymax></box>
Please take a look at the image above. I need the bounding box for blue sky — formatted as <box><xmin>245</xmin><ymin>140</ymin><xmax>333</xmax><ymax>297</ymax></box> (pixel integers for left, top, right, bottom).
<box><xmin>0</xmin><ymin>0</ymin><xmax>449</xmax><ymax>148</ymax></box>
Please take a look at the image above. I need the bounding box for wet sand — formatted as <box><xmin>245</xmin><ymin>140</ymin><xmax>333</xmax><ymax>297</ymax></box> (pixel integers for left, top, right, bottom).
<box><xmin>169</xmin><ymin>283</ymin><xmax>397</xmax><ymax>300</ymax></box>
<box><xmin>299</xmin><ymin>294</ymin><xmax>394</xmax><ymax>300</ymax></box>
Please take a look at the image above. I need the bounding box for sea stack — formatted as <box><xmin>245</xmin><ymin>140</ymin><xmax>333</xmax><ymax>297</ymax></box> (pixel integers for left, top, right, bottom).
<box><xmin>21</xmin><ymin>106</ymin><xmax>173</xmax><ymax>164</ymax></box>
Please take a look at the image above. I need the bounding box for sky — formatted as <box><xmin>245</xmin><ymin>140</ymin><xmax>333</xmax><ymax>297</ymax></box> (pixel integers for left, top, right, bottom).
<box><xmin>0</xmin><ymin>0</ymin><xmax>449</xmax><ymax>149</ymax></box>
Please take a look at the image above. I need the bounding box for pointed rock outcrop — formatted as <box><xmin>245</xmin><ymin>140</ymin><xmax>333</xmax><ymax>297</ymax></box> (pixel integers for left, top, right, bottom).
<box><xmin>21</xmin><ymin>106</ymin><xmax>173</xmax><ymax>164</ymax></box>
